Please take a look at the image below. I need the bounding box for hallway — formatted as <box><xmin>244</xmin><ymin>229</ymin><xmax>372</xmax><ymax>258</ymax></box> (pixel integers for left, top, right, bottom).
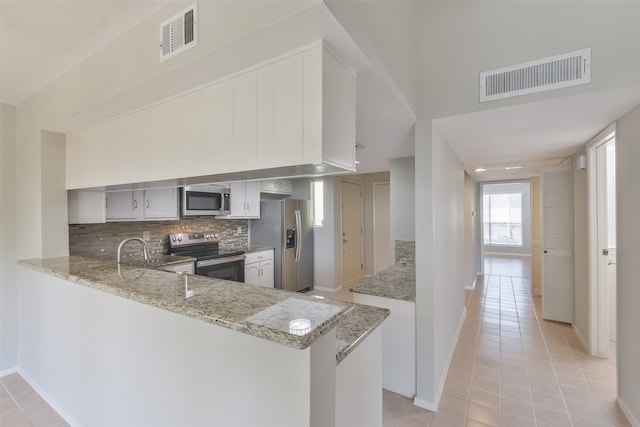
<box><xmin>384</xmin><ymin>270</ymin><xmax>628</xmax><ymax>427</ymax></box>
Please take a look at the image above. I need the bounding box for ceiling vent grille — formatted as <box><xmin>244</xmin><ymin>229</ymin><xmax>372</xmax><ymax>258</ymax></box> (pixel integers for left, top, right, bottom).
<box><xmin>159</xmin><ymin>3</ymin><xmax>198</xmax><ymax>62</ymax></box>
<box><xmin>480</xmin><ymin>48</ymin><xmax>590</xmax><ymax>102</ymax></box>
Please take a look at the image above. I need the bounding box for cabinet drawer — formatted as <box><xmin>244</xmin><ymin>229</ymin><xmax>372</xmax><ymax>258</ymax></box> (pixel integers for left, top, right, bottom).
<box><xmin>245</xmin><ymin>249</ymin><xmax>273</xmax><ymax>264</ymax></box>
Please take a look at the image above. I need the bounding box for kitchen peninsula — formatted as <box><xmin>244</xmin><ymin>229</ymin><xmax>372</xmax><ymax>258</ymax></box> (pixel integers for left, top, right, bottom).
<box><xmin>17</xmin><ymin>256</ymin><xmax>387</xmax><ymax>427</ymax></box>
<box><xmin>350</xmin><ymin>240</ymin><xmax>416</xmax><ymax>398</ymax></box>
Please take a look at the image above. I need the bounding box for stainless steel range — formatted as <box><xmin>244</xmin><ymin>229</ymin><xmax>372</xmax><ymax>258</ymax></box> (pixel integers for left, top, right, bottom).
<box><xmin>168</xmin><ymin>233</ymin><xmax>245</xmax><ymax>282</ymax></box>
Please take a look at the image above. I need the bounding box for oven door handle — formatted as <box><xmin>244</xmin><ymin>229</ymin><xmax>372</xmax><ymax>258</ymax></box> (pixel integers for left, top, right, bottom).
<box><xmin>197</xmin><ymin>255</ymin><xmax>246</xmax><ymax>268</ymax></box>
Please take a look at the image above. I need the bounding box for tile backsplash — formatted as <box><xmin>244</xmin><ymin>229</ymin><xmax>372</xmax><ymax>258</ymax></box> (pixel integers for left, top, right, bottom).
<box><xmin>69</xmin><ymin>218</ymin><xmax>248</xmax><ymax>263</ymax></box>
<box><xmin>395</xmin><ymin>240</ymin><xmax>415</xmax><ymax>266</ymax></box>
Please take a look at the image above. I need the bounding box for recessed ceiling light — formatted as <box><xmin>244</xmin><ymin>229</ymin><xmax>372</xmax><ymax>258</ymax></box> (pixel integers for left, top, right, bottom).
<box><xmin>474</xmin><ymin>168</ymin><xmax>487</xmax><ymax>172</ymax></box>
<box><xmin>504</xmin><ymin>165</ymin><xmax>525</xmax><ymax>170</ymax></box>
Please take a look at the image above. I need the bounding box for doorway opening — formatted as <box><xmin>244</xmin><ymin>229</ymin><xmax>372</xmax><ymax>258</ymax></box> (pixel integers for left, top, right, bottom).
<box><xmin>340</xmin><ymin>180</ymin><xmax>364</xmax><ymax>287</ymax></box>
<box><xmin>587</xmin><ymin>124</ymin><xmax>617</xmax><ymax>358</ymax></box>
<box><xmin>480</xmin><ymin>181</ymin><xmax>532</xmax><ymax>278</ymax></box>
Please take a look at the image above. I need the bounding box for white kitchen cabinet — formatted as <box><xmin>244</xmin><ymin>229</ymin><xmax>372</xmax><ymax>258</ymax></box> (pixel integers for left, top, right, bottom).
<box><xmin>256</xmin><ymin>64</ymin><xmax>275</xmax><ymax>164</ymax></box>
<box><xmin>233</xmin><ymin>70</ymin><xmax>257</xmax><ymax>169</ymax></box>
<box><xmin>106</xmin><ymin>188</ymin><xmax>178</xmax><ymax>221</ymax></box>
<box><xmin>180</xmin><ymin>90</ymin><xmax>205</xmax><ymax>177</ymax></box>
<box><xmin>68</xmin><ymin>190</ymin><xmax>106</xmax><ymax>224</ymax></box>
<box><xmin>244</xmin><ymin>249</ymin><xmax>274</xmax><ymax>288</ymax></box>
<box><xmin>261</xmin><ymin>179</ymin><xmax>292</xmax><ymax>195</ymax></box>
<box><xmin>229</xmin><ymin>181</ymin><xmax>261</xmax><ymax>218</ymax></box>
<box><xmin>111</xmin><ymin>112</ymin><xmax>144</xmax><ymax>183</ymax></box>
<box><xmin>203</xmin><ymin>79</ymin><xmax>233</xmax><ymax>171</ymax></box>
<box><xmin>66</xmin><ymin>41</ymin><xmax>356</xmax><ymax>191</ymax></box>
<box><xmin>143</xmin><ymin>98</ymin><xmax>182</xmax><ymax>182</ymax></box>
<box><xmin>274</xmin><ymin>54</ymin><xmax>304</xmax><ymax>163</ymax></box>
<box><xmin>106</xmin><ymin>191</ymin><xmax>140</xmax><ymax>220</ymax></box>
<box><xmin>143</xmin><ymin>188</ymin><xmax>179</xmax><ymax>220</ymax></box>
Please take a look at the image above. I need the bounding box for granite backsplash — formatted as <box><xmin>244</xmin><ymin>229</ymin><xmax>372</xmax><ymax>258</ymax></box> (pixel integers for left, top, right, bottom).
<box><xmin>69</xmin><ymin>217</ymin><xmax>248</xmax><ymax>263</ymax></box>
<box><xmin>395</xmin><ymin>240</ymin><xmax>415</xmax><ymax>266</ymax></box>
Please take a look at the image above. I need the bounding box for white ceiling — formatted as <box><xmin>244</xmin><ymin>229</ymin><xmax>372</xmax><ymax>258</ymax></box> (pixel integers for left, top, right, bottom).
<box><xmin>0</xmin><ymin>0</ymin><xmax>167</xmax><ymax>106</ymax></box>
<box><xmin>436</xmin><ymin>87</ymin><xmax>640</xmax><ymax>182</ymax></box>
<box><xmin>2</xmin><ymin>1</ymin><xmax>639</xmax><ymax>182</ymax></box>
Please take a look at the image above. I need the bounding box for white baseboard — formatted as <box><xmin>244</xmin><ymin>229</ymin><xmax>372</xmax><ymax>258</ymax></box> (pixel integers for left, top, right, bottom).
<box><xmin>413</xmin><ymin>396</ymin><xmax>437</xmax><ymax>412</ymax></box>
<box><xmin>413</xmin><ymin>307</ymin><xmax>467</xmax><ymax>412</ymax></box>
<box><xmin>572</xmin><ymin>325</ymin><xmax>590</xmax><ymax>354</ymax></box>
<box><xmin>312</xmin><ymin>285</ymin><xmax>342</xmax><ymax>293</ymax></box>
<box><xmin>17</xmin><ymin>368</ymin><xmax>79</xmax><ymax>427</ymax></box>
<box><xmin>465</xmin><ymin>276</ymin><xmax>478</xmax><ymax>290</ymax></box>
<box><xmin>617</xmin><ymin>397</ymin><xmax>640</xmax><ymax>427</ymax></box>
<box><xmin>0</xmin><ymin>366</ymin><xmax>18</xmax><ymax>377</ymax></box>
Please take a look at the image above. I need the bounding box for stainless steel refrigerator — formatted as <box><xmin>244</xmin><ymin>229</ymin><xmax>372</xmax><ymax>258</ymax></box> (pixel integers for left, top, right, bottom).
<box><xmin>249</xmin><ymin>199</ymin><xmax>313</xmax><ymax>292</ymax></box>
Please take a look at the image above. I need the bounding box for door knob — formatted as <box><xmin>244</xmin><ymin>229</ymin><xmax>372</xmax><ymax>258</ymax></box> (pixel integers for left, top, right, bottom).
<box><xmin>602</xmin><ymin>248</ymin><xmax>609</xmax><ymax>256</ymax></box>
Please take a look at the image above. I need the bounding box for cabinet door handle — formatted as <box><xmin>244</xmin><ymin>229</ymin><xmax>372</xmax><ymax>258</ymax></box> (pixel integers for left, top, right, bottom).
<box><xmin>146</xmin><ymin>200</ymin><xmax>150</xmax><ymax>209</ymax></box>
<box><xmin>133</xmin><ymin>199</ymin><xmax>137</xmax><ymax>209</ymax></box>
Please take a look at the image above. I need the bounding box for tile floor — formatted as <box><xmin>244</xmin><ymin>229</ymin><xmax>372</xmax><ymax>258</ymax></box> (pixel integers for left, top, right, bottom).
<box><xmin>1</xmin><ymin>258</ymin><xmax>629</xmax><ymax>427</ymax></box>
<box><xmin>0</xmin><ymin>374</ymin><xmax>68</xmax><ymax>427</ymax></box>
<box><xmin>383</xmin><ymin>271</ymin><xmax>629</xmax><ymax>427</ymax></box>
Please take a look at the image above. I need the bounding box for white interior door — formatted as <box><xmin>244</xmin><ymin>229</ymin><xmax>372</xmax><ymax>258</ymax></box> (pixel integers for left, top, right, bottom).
<box><xmin>587</xmin><ymin>125</ymin><xmax>617</xmax><ymax>357</ymax></box>
<box><xmin>542</xmin><ymin>165</ymin><xmax>574</xmax><ymax>324</ymax></box>
<box><xmin>530</xmin><ymin>177</ymin><xmax>542</xmax><ymax>296</ymax></box>
<box><xmin>373</xmin><ymin>182</ymin><xmax>392</xmax><ymax>273</ymax></box>
<box><xmin>341</xmin><ymin>181</ymin><xmax>363</xmax><ymax>286</ymax></box>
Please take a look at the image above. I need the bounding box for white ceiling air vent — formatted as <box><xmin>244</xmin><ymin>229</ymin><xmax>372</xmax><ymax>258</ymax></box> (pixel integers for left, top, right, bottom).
<box><xmin>480</xmin><ymin>48</ymin><xmax>591</xmax><ymax>102</ymax></box>
<box><xmin>159</xmin><ymin>3</ymin><xmax>198</xmax><ymax>62</ymax></box>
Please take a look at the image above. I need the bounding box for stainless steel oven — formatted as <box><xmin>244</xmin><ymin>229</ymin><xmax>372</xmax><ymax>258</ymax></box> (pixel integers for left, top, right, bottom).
<box><xmin>196</xmin><ymin>255</ymin><xmax>245</xmax><ymax>282</ymax></box>
<box><xmin>168</xmin><ymin>232</ymin><xmax>245</xmax><ymax>283</ymax></box>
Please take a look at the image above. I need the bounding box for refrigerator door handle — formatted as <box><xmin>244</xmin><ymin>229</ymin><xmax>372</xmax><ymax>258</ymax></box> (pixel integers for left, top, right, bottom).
<box><xmin>295</xmin><ymin>209</ymin><xmax>302</xmax><ymax>263</ymax></box>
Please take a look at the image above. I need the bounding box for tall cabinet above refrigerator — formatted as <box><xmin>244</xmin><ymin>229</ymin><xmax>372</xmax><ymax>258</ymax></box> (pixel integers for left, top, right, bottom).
<box><xmin>249</xmin><ymin>199</ymin><xmax>313</xmax><ymax>292</ymax></box>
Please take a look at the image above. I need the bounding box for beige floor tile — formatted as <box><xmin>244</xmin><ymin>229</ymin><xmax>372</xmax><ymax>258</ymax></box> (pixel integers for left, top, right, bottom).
<box><xmin>1</xmin><ymin>374</ymin><xmax>32</xmax><ymax>397</ymax></box>
<box><xmin>559</xmin><ymin>383</ymin><xmax>598</xmax><ymax>405</ymax></box>
<box><xmin>467</xmin><ymin>401</ymin><xmax>500</xmax><ymax>426</ymax></box>
<box><xmin>437</xmin><ymin>394</ymin><xmax>468</xmax><ymax>417</ymax></box>
<box><xmin>501</xmin><ymin>412</ymin><xmax>537</xmax><ymax>427</ymax></box>
<box><xmin>429</xmin><ymin>411</ymin><xmax>467</xmax><ymax>427</ymax></box>
<box><xmin>501</xmin><ymin>396</ymin><xmax>534</xmax><ymax>418</ymax></box>
<box><xmin>500</xmin><ymin>383</ymin><xmax>532</xmax><ymax>403</ymax></box>
<box><xmin>534</xmin><ymin>405</ymin><xmax>572</xmax><ymax>427</ymax></box>
<box><xmin>531</xmin><ymin>390</ymin><xmax>567</xmax><ymax>414</ymax></box>
<box><xmin>469</xmin><ymin>389</ymin><xmax>500</xmax><ymax>409</ymax></box>
<box><xmin>465</xmin><ymin>418</ymin><xmax>497</xmax><ymax>427</ymax></box>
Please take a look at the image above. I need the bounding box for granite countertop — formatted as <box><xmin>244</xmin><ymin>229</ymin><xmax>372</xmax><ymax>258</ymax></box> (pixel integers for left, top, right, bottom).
<box><xmin>122</xmin><ymin>254</ymin><xmax>196</xmax><ymax>268</ymax></box>
<box><xmin>349</xmin><ymin>264</ymin><xmax>416</xmax><ymax>302</ymax></box>
<box><xmin>226</xmin><ymin>245</ymin><xmax>274</xmax><ymax>253</ymax></box>
<box><xmin>334</xmin><ymin>303</ymin><xmax>389</xmax><ymax>364</ymax></box>
<box><xmin>18</xmin><ymin>256</ymin><xmax>352</xmax><ymax>350</ymax></box>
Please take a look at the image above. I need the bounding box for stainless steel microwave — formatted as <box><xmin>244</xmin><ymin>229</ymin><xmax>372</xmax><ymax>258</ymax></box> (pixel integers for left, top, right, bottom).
<box><xmin>182</xmin><ymin>185</ymin><xmax>230</xmax><ymax>216</ymax></box>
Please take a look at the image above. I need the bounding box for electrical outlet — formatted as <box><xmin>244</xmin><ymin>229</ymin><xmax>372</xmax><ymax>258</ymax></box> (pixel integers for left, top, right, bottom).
<box><xmin>142</xmin><ymin>230</ymin><xmax>150</xmax><ymax>240</ymax></box>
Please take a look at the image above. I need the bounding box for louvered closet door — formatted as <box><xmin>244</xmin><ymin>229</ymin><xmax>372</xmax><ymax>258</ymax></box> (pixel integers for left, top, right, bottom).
<box><xmin>542</xmin><ymin>165</ymin><xmax>574</xmax><ymax>323</ymax></box>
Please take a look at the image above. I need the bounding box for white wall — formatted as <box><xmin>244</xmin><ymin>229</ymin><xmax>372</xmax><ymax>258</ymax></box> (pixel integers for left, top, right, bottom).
<box><xmin>615</xmin><ymin>104</ymin><xmax>640</xmax><ymax>424</ymax></box>
<box><xmin>1</xmin><ymin>104</ymin><xmax>17</xmax><ymax>372</ymax></box>
<box><xmin>482</xmin><ymin>181</ymin><xmax>531</xmax><ymax>256</ymax></box>
<box><xmin>414</xmin><ymin>123</ymin><xmax>466</xmax><ymax>408</ymax></box>
<box><xmin>572</xmin><ymin>148</ymin><xmax>590</xmax><ymax>347</ymax></box>
<box><xmin>464</xmin><ymin>173</ymin><xmax>481</xmax><ymax>288</ymax></box>
<box><xmin>390</xmin><ymin>157</ymin><xmax>415</xmax><ymax>243</ymax></box>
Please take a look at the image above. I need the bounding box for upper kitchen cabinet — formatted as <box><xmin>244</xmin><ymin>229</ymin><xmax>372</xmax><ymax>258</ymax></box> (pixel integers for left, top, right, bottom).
<box><xmin>228</xmin><ymin>181</ymin><xmax>261</xmax><ymax>219</ymax></box>
<box><xmin>105</xmin><ymin>188</ymin><xmax>179</xmax><ymax>222</ymax></box>
<box><xmin>143</xmin><ymin>98</ymin><xmax>182</xmax><ymax>182</ymax></box>
<box><xmin>66</xmin><ymin>40</ymin><xmax>356</xmax><ymax>190</ymax></box>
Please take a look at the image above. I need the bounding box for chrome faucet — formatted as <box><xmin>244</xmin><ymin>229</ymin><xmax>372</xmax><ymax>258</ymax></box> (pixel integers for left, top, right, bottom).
<box><xmin>117</xmin><ymin>237</ymin><xmax>151</xmax><ymax>265</ymax></box>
